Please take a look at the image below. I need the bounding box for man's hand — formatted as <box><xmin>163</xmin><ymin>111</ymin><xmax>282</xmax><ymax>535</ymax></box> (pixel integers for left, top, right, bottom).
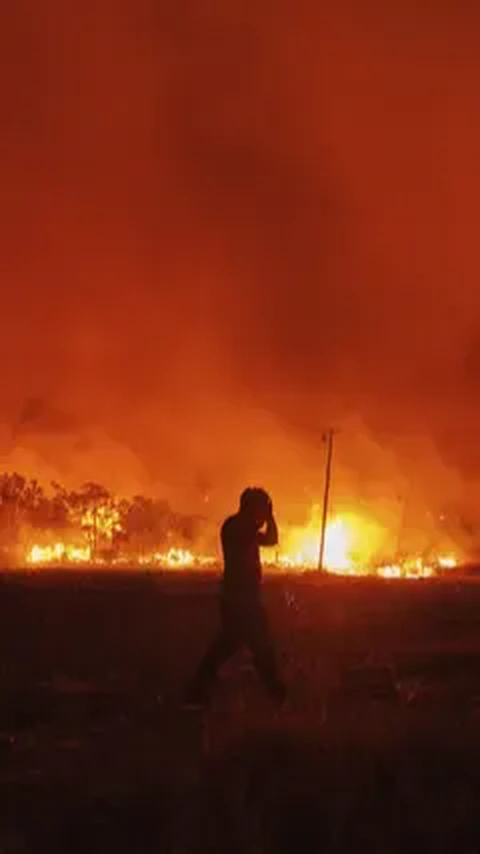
<box><xmin>258</xmin><ymin>500</ymin><xmax>278</xmax><ymax>547</ymax></box>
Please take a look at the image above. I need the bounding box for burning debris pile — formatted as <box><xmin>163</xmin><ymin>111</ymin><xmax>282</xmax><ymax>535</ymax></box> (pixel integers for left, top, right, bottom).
<box><xmin>0</xmin><ymin>472</ymin><xmax>460</xmax><ymax>576</ymax></box>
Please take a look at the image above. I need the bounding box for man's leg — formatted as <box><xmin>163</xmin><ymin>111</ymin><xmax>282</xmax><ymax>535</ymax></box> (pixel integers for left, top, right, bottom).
<box><xmin>185</xmin><ymin>625</ymin><xmax>237</xmax><ymax>706</ymax></box>
<box><xmin>246</xmin><ymin>603</ymin><xmax>286</xmax><ymax>702</ymax></box>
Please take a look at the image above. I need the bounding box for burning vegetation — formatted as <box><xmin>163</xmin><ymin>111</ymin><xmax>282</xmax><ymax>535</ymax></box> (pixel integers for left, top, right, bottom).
<box><xmin>268</xmin><ymin>506</ymin><xmax>458</xmax><ymax>579</ymax></box>
<box><xmin>0</xmin><ymin>473</ymin><xmax>209</xmax><ymax>570</ymax></box>
<box><xmin>0</xmin><ymin>472</ymin><xmax>461</xmax><ymax>577</ymax></box>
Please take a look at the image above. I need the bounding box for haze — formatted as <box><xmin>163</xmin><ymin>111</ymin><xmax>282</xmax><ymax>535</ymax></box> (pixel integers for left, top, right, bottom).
<box><xmin>1</xmin><ymin>0</ymin><xmax>479</xmax><ymax>537</ymax></box>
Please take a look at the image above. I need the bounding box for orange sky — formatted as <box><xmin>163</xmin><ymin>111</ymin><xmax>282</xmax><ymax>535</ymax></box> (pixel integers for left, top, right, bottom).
<box><xmin>1</xmin><ymin>1</ymin><xmax>480</xmax><ymax>531</ymax></box>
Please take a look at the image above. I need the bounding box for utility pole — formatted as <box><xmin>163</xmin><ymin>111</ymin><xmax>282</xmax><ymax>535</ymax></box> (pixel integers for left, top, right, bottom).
<box><xmin>92</xmin><ymin>505</ymin><xmax>98</xmax><ymax>562</ymax></box>
<box><xmin>318</xmin><ymin>429</ymin><xmax>335</xmax><ymax>572</ymax></box>
<box><xmin>395</xmin><ymin>484</ymin><xmax>410</xmax><ymax>560</ymax></box>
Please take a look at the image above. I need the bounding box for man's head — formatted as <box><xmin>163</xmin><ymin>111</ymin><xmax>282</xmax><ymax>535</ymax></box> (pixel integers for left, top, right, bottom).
<box><xmin>239</xmin><ymin>487</ymin><xmax>272</xmax><ymax>528</ymax></box>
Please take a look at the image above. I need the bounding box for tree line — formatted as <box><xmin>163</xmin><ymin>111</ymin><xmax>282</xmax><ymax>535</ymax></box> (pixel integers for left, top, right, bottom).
<box><xmin>0</xmin><ymin>472</ymin><xmax>209</xmax><ymax>562</ymax></box>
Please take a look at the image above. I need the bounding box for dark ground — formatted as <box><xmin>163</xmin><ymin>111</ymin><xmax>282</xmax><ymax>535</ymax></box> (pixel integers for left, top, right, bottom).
<box><xmin>2</xmin><ymin>570</ymin><xmax>480</xmax><ymax>853</ymax></box>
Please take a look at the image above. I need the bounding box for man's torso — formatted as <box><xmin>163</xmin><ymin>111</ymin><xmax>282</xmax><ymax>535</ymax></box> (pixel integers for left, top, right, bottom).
<box><xmin>221</xmin><ymin>513</ymin><xmax>261</xmax><ymax>599</ymax></box>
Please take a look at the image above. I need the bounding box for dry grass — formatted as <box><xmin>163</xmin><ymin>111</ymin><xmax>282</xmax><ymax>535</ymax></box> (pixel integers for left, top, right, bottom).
<box><xmin>1</xmin><ymin>571</ymin><xmax>480</xmax><ymax>852</ymax></box>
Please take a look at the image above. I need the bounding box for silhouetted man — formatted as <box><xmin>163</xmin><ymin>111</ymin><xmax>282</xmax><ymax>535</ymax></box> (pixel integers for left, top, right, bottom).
<box><xmin>186</xmin><ymin>488</ymin><xmax>286</xmax><ymax>707</ymax></box>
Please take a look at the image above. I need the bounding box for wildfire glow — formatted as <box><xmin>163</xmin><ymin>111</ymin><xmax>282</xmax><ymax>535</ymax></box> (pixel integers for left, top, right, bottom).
<box><xmin>139</xmin><ymin>548</ymin><xmax>215</xmax><ymax>569</ymax></box>
<box><xmin>274</xmin><ymin>508</ymin><xmax>386</xmax><ymax>573</ymax></box>
<box><xmin>26</xmin><ymin>543</ymin><xmax>216</xmax><ymax>570</ymax></box>
<box><xmin>28</xmin><ymin>543</ymin><xmax>91</xmax><ymax>565</ymax></box>
<box><xmin>24</xmin><ymin>507</ymin><xmax>459</xmax><ymax>579</ymax></box>
<box><xmin>437</xmin><ymin>555</ymin><xmax>457</xmax><ymax>569</ymax></box>
<box><xmin>81</xmin><ymin>505</ymin><xmax>121</xmax><ymax>539</ymax></box>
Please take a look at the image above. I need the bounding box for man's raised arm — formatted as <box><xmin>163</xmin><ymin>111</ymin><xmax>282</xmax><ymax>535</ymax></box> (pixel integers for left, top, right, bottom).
<box><xmin>257</xmin><ymin>510</ymin><xmax>279</xmax><ymax>547</ymax></box>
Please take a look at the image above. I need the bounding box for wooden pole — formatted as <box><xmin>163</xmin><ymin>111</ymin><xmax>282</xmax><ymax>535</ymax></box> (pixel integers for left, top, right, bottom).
<box><xmin>319</xmin><ymin>429</ymin><xmax>335</xmax><ymax>572</ymax></box>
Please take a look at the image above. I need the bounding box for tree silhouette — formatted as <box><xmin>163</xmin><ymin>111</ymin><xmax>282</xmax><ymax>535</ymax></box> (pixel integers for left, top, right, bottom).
<box><xmin>120</xmin><ymin>495</ymin><xmax>163</xmax><ymax>556</ymax></box>
<box><xmin>0</xmin><ymin>471</ymin><xmax>208</xmax><ymax>565</ymax></box>
<box><xmin>0</xmin><ymin>473</ymin><xmax>47</xmax><ymax>540</ymax></box>
<box><xmin>66</xmin><ymin>482</ymin><xmax>114</xmax><ymax>559</ymax></box>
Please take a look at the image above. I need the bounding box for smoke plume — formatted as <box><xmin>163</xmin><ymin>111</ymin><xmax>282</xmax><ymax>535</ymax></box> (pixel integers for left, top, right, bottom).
<box><xmin>1</xmin><ymin>0</ymin><xmax>480</xmax><ymax>541</ymax></box>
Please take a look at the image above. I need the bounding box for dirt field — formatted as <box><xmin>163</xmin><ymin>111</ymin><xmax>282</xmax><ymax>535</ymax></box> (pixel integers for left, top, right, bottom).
<box><xmin>1</xmin><ymin>570</ymin><xmax>480</xmax><ymax>853</ymax></box>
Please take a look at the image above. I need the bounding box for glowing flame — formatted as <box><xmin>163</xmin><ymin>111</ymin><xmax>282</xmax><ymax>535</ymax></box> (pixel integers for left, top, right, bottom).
<box><xmin>139</xmin><ymin>548</ymin><xmax>215</xmax><ymax>569</ymax></box>
<box><xmin>275</xmin><ymin>508</ymin><xmax>386</xmax><ymax>572</ymax></box>
<box><xmin>24</xmin><ymin>506</ymin><xmax>459</xmax><ymax>579</ymax></box>
<box><xmin>28</xmin><ymin>543</ymin><xmax>91</xmax><ymax>565</ymax></box>
<box><xmin>81</xmin><ymin>505</ymin><xmax>122</xmax><ymax>540</ymax></box>
<box><xmin>437</xmin><ymin>555</ymin><xmax>457</xmax><ymax>569</ymax></box>
<box><xmin>324</xmin><ymin>517</ymin><xmax>360</xmax><ymax>572</ymax></box>
<box><xmin>26</xmin><ymin>543</ymin><xmax>215</xmax><ymax>570</ymax></box>
<box><xmin>378</xmin><ymin>564</ymin><xmax>402</xmax><ymax>579</ymax></box>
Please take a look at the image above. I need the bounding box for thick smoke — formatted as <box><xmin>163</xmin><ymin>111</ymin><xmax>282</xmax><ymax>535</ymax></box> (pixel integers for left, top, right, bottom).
<box><xmin>1</xmin><ymin>0</ymin><xmax>480</xmax><ymax>543</ymax></box>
